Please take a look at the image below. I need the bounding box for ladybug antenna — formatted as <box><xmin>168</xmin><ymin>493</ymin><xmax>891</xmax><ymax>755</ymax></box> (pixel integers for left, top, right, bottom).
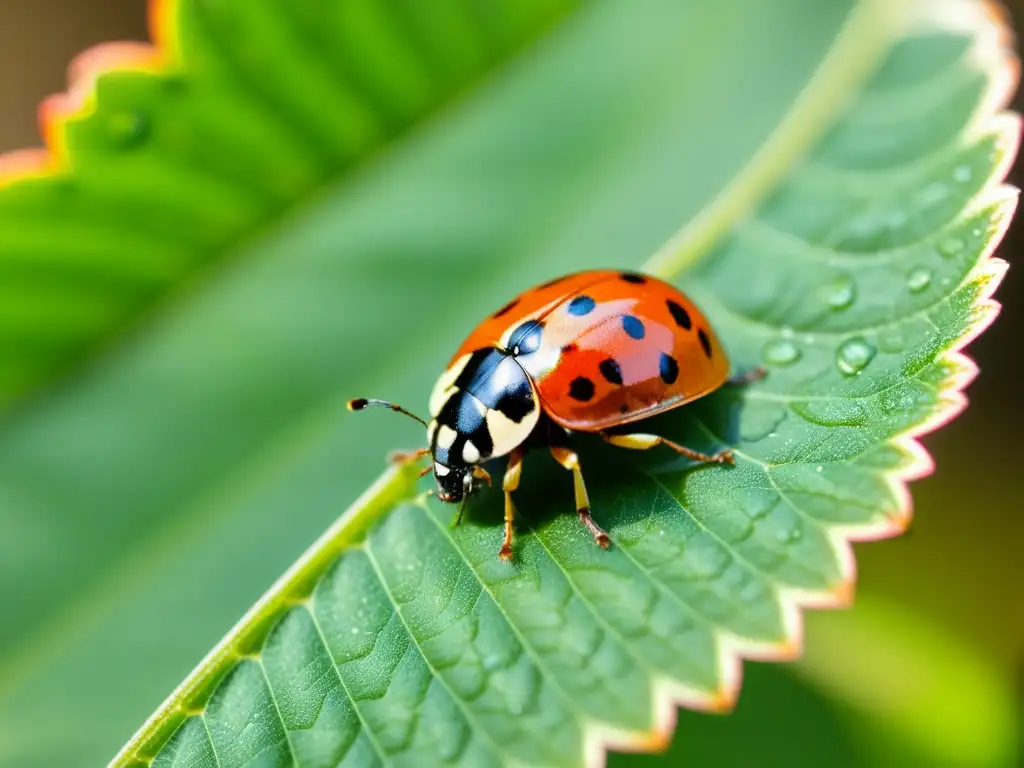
<box><xmin>347</xmin><ymin>398</ymin><xmax>427</xmax><ymax>427</ymax></box>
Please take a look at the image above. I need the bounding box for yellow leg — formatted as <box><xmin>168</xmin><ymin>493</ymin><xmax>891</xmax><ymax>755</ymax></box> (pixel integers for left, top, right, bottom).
<box><xmin>602</xmin><ymin>432</ymin><xmax>734</xmax><ymax>465</ymax></box>
<box><xmin>549</xmin><ymin>446</ymin><xmax>610</xmax><ymax>549</ymax></box>
<box><xmin>473</xmin><ymin>466</ymin><xmax>493</xmax><ymax>487</ymax></box>
<box><xmin>388</xmin><ymin>447</ymin><xmax>430</xmax><ymax>465</ymax></box>
<box><xmin>499</xmin><ymin>449</ymin><xmax>524</xmax><ymax>560</ymax></box>
<box><xmin>727</xmin><ymin>366</ymin><xmax>767</xmax><ymax>386</ymax></box>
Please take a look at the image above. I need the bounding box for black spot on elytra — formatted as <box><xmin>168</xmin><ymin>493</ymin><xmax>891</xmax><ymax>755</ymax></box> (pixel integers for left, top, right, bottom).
<box><xmin>659</xmin><ymin>352</ymin><xmax>679</xmax><ymax>384</ymax></box>
<box><xmin>562</xmin><ymin>343</ymin><xmax>578</xmax><ymax>354</ymax></box>
<box><xmin>622</xmin><ymin>315</ymin><xmax>645</xmax><ymax>340</ymax></box>
<box><xmin>493</xmin><ymin>298</ymin><xmax>519</xmax><ymax>318</ymax></box>
<box><xmin>567</xmin><ymin>295</ymin><xmax>596</xmax><ymax>316</ymax></box>
<box><xmin>619</xmin><ymin>403</ymin><xmax>631</xmax><ymax>413</ymax></box>
<box><xmin>599</xmin><ymin>358</ymin><xmax>623</xmax><ymax>385</ymax></box>
<box><xmin>508</xmin><ymin>320</ymin><xmax>544</xmax><ymax>356</ymax></box>
<box><xmin>620</xmin><ymin>272</ymin><xmax>647</xmax><ymax>284</ymax></box>
<box><xmin>698</xmin><ymin>328</ymin><xmax>712</xmax><ymax>358</ymax></box>
<box><xmin>666</xmin><ymin>300</ymin><xmax>692</xmax><ymax>330</ymax></box>
<box><xmin>569</xmin><ymin>377</ymin><xmax>595</xmax><ymax>402</ymax></box>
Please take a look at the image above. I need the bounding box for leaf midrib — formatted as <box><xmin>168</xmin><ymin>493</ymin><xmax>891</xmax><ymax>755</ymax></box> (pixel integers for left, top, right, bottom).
<box><xmin>361</xmin><ymin>540</ymin><xmax>515</xmax><ymax>767</ymax></box>
<box><xmin>0</xmin><ymin>0</ymin><xmax>597</xmax><ymax>699</ymax></box>
<box><xmin>94</xmin><ymin>0</ymin><xmax>919</xmax><ymax>761</ymax></box>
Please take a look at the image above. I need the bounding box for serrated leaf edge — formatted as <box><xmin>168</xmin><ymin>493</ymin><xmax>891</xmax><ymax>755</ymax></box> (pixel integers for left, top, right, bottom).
<box><xmin>90</xmin><ymin>0</ymin><xmax>1019</xmax><ymax>765</ymax></box>
<box><xmin>614</xmin><ymin>1</ymin><xmax>1021</xmax><ymax>762</ymax></box>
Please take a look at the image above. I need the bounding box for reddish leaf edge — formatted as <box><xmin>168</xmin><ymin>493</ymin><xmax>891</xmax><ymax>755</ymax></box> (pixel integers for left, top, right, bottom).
<box><xmin>14</xmin><ymin>0</ymin><xmax>1001</xmax><ymax>764</ymax></box>
<box><xmin>0</xmin><ymin>0</ymin><xmax>174</xmax><ymax>188</ymax></box>
<box><xmin>597</xmin><ymin>2</ymin><xmax>1022</xmax><ymax>763</ymax></box>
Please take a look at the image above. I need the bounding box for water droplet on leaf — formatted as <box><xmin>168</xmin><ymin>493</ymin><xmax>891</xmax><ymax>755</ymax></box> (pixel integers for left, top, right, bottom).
<box><xmin>740</xmin><ymin>405</ymin><xmax>787</xmax><ymax>442</ymax></box>
<box><xmin>776</xmin><ymin>527</ymin><xmax>802</xmax><ymax>543</ymax></box>
<box><xmin>938</xmin><ymin>237</ymin><xmax>964</xmax><ymax>258</ymax></box>
<box><xmin>791</xmin><ymin>398</ymin><xmax>869</xmax><ymax>427</ymax></box>
<box><xmin>107</xmin><ymin>111</ymin><xmax>150</xmax><ymax>149</ymax></box>
<box><xmin>836</xmin><ymin>337</ymin><xmax>876</xmax><ymax>376</ymax></box>
<box><xmin>823</xmin><ymin>275</ymin><xmax>856</xmax><ymax>310</ymax></box>
<box><xmin>884</xmin><ymin>210</ymin><xmax>908</xmax><ymax>231</ymax></box>
<box><xmin>916</xmin><ymin>182</ymin><xmax>949</xmax><ymax>208</ymax></box>
<box><xmin>763</xmin><ymin>339</ymin><xmax>801</xmax><ymax>366</ymax></box>
<box><xmin>907</xmin><ymin>267</ymin><xmax>932</xmax><ymax>293</ymax></box>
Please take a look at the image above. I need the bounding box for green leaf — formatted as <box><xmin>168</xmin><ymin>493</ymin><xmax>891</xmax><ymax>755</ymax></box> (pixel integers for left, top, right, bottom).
<box><xmin>0</xmin><ymin>0</ymin><xmax>1015</xmax><ymax>766</ymax></box>
<box><xmin>0</xmin><ymin>0</ymin><xmax>576</xmax><ymax>406</ymax></box>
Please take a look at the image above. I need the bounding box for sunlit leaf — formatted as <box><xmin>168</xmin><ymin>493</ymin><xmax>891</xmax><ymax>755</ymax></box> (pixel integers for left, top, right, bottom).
<box><xmin>0</xmin><ymin>0</ymin><xmax>1015</xmax><ymax>766</ymax></box>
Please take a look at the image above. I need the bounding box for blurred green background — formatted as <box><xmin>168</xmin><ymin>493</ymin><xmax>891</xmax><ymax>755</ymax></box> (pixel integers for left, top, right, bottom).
<box><xmin>0</xmin><ymin>1</ymin><xmax>1020</xmax><ymax>766</ymax></box>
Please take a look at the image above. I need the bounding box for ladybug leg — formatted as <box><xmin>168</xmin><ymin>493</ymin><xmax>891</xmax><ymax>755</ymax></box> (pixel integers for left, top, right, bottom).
<box><xmin>499</xmin><ymin>448</ymin><xmax>524</xmax><ymax>560</ymax></box>
<box><xmin>387</xmin><ymin>447</ymin><xmax>430</xmax><ymax>465</ymax></box>
<box><xmin>727</xmin><ymin>366</ymin><xmax>767</xmax><ymax>386</ymax></box>
<box><xmin>549</xmin><ymin>446</ymin><xmax>611</xmax><ymax>550</ymax></box>
<box><xmin>602</xmin><ymin>432</ymin><xmax>734</xmax><ymax>465</ymax></box>
<box><xmin>472</xmin><ymin>466</ymin><xmax>493</xmax><ymax>487</ymax></box>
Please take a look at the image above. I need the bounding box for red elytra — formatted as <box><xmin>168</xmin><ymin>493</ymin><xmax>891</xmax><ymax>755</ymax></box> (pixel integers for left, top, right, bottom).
<box><xmin>350</xmin><ymin>269</ymin><xmax>760</xmax><ymax>560</ymax></box>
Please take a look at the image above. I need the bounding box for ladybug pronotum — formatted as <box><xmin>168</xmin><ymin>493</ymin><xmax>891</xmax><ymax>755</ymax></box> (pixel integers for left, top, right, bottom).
<box><xmin>350</xmin><ymin>269</ymin><xmax>762</xmax><ymax>560</ymax></box>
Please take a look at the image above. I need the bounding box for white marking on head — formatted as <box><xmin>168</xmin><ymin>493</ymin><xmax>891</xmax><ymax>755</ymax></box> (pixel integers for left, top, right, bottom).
<box><xmin>462</xmin><ymin>441</ymin><xmax>481</xmax><ymax>464</ymax></box>
<box><xmin>429</xmin><ymin>353</ymin><xmax>472</xmax><ymax>417</ymax></box>
<box><xmin>436</xmin><ymin>425</ymin><xmax>457</xmax><ymax>450</ymax></box>
<box><xmin>433</xmin><ymin>462</ymin><xmax>450</xmax><ymax>477</ymax></box>
<box><xmin>426</xmin><ymin>420</ymin><xmax>438</xmax><ymax>446</ymax></box>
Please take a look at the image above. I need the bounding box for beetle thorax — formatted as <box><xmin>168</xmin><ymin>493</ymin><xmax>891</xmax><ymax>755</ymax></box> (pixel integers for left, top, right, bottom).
<box><xmin>426</xmin><ymin>348</ymin><xmax>540</xmax><ymax>472</ymax></box>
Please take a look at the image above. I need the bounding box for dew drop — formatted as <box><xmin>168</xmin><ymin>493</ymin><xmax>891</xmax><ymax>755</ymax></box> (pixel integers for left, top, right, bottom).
<box><xmin>876</xmin><ymin>325</ymin><xmax>905</xmax><ymax>354</ymax></box>
<box><xmin>107</xmin><ymin>111</ymin><xmax>150</xmax><ymax>149</ymax></box>
<box><xmin>738</xmin><ymin>488</ymin><xmax>778</xmax><ymax>520</ymax></box>
<box><xmin>739</xmin><ymin>581</ymin><xmax>763</xmax><ymax>602</ymax></box>
<box><xmin>823</xmin><ymin>275</ymin><xmax>856</xmax><ymax>311</ymax></box>
<box><xmin>884</xmin><ymin>209</ymin><xmax>908</xmax><ymax>231</ymax></box>
<box><xmin>775</xmin><ymin>527</ymin><xmax>802</xmax><ymax>543</ymax></box>
<box><xmin>762</xmin><ymin>339</ymin><xmax>801</xmax><ymax>366</ymax></box>
<box><xmin>836</xmin><ymin>337</ymin><xmax>876</xmax><ymax>376</ymax></box>
<box><xmin>907</xmin><ymin>267</ymin><xmax>932</xmax><ymax>293</ymax></box>
<box><xmin>791</xmin><ymin>398</ymin><xmax>869</xmax><ymax>427</ymax></box>
<box><xmin>776</xmin><ymin>529</ymin><xmax>790</xmax><ymax>543</ymax></box>
<box><xmin>953</xmin><ymin>164</ymin><xmax>973</xmax><ymax>183</ymax></box>
<box><xmin>740</xmin><ymin>405</ymin><xmax>787</xmax><ymax>442</ymax></box>
<box><xmin>938</xmin><ymin>237</ymin><xmax>965</xmax><ymax>258</ymax></box>
<box><xmin>438</xmin><ymin>739</ymin><xmax>461</xmax><ymax>762</ymax></box>
<box><xmin>916</xmin><ymin>182</ymin><xmax>950</xmax><ymax>208</ymax></box>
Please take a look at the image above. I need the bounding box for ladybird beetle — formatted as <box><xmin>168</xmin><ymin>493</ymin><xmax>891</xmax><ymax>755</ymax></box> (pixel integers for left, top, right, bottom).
<box><xmin>349</xmin><ymin>269</ymin><xmax>762</xmax><ymax>560</ymax></box>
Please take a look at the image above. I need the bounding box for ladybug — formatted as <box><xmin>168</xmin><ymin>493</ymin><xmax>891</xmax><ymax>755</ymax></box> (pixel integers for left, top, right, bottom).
<box><xmin>349</xmin><ymin>269</ymin><xmax>761</xmax><ymax>560</ymax></box>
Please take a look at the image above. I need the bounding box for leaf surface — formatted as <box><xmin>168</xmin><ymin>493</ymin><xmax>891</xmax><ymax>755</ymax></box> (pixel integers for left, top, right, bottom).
<box><xmin>0</xmin><ymin>0</ymin><xmax>1016</xmax><ymax>766</ymax></box>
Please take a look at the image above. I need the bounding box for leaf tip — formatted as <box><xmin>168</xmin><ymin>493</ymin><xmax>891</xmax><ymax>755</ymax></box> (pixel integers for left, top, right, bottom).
<box><xmin>709</xmin><ymin>690</ymin><xmax>737</xmax><ymax>714</ymax></box>
<box><xmin>0</xmin><ymin>149</ymin><xmax>53</xmax><ymax>188</ymax></box>
<box><xmin>829</xmin><ymin>577</ymin><xmax>856</xmax><ymax>608</ymax></box>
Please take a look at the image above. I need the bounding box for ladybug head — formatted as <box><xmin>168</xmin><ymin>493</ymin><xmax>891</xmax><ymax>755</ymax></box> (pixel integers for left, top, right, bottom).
<box><xmin>431</xmin><ymin>460</ymin><xmax>473</xmax><ymax>504</ymax></box>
